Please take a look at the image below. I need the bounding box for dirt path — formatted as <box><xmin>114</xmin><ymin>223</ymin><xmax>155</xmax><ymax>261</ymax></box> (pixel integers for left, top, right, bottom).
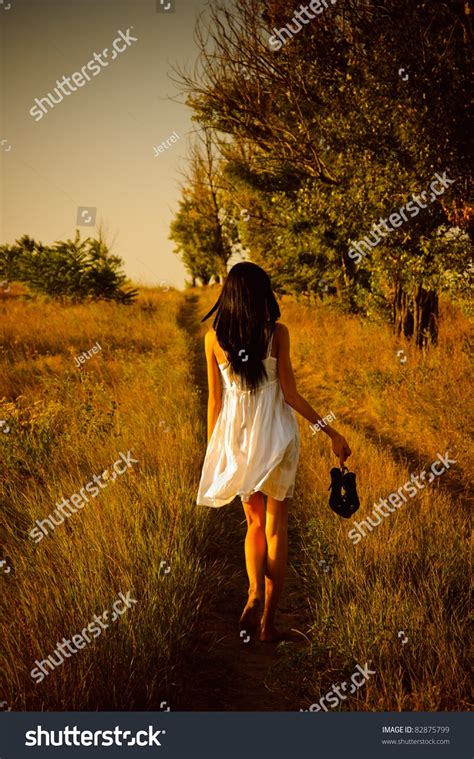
<box><xmin>176</xmin><ymin>292</ymin><xmax>310</xmax><ymax>711</ymax></box>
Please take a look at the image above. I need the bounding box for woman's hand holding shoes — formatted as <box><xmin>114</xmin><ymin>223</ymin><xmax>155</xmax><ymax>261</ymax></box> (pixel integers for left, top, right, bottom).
<box><xmin>329</xmin><ymin>430</ymin><xmax>352</xmax><ymax>468</ymax></box>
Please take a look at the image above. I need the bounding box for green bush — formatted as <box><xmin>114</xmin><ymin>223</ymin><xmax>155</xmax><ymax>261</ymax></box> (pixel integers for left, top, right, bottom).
<box><xmin>0</xmin><ymin>232</ymin><xmax>137</xmax><ymax>304</ymax></box>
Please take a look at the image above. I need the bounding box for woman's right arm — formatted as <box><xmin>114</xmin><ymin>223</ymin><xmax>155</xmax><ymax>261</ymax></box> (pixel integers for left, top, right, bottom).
<box><xmin>276</xmin><ymin>323</ymin><xmax>351</xmax><ymax>466</ymax></box>
<box><xmin>204</xmin><ymin>330</ymin><xmax>222</xmax><ymax>443</ymax></box>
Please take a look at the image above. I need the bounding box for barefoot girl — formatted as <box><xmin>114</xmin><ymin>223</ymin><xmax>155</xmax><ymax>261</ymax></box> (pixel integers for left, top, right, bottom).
<box><xmin>197</xmin><ymin>262</ymin><xmax>351</xmax><ymax>642</ymax></box>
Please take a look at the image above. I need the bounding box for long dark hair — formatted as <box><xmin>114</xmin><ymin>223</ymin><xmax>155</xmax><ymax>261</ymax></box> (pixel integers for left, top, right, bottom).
<box><xmin>202</xmin><ymin>262</ymin><xmax>280</xmax><ymax>391</ymax></box>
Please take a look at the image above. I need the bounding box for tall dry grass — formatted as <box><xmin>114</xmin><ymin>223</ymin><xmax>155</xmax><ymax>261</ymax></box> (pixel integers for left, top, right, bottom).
<box><xmin>0</xmin><ymin>285</ymin><xmax>471</xmax><ymax>711</ymax></box>
<box><xmin>275</xmin><ymin>295</ymin><xmax>472</xmax><ymax>710</ymax></box>
<box><xmin>0</xmin><ymin>288</ymin><xmax>222</xmax><ymax>709</ymax></box>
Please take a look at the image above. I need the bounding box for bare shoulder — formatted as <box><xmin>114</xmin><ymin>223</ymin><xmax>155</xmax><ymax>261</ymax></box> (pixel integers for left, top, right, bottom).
<box><xmin>204</xmin><ymin>328</ymin><xmax>217</xmax><ymax>345</ymax></box>
<box><xmin>274</xmin><ymin>322</ymin><xmax>290</xmax><ymax>342</ymax></box>
<box><xmin>274</xmin><ymin>324</ymin><xmax>290</xmax><ymax>362</ymax></box>
<box><xmin>204</xmin><ymin>328</ymin><xmax>216</xmax><ymax>354</ymax></box>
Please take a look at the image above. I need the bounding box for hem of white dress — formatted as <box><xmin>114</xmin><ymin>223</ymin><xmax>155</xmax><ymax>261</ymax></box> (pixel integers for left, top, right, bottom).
<box><xmin>197</xmin><ymin>485</ymin><xmax>294</xmax><ymax>508</ymax></box>
<box><xmin>242</xmin><ymin>485</ymin><xmax>295</xmax><ymax>503</ymax></box>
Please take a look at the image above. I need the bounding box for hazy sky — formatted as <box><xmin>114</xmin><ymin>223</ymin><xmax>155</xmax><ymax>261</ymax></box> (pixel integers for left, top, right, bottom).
<box><xmin>0</xmin><ymin>0</ymin><xmax>215</xmax><ymax>288</ymax></box>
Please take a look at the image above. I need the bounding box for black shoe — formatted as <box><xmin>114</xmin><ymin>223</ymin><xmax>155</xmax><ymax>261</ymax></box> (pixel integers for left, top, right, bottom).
<box><xmin>341</xmin><ymin>469</ymin><xmax>360</xmax><ymax>513</ymax></box>
<box><xmin>328</xmin><ymin>466</ymin><xmax>360</xmax><ymax>518</ymax></box>
<box><xmin>329</xmin><ymin>467</ymin><xmax>344</xmax><ymax>511</ymax></box>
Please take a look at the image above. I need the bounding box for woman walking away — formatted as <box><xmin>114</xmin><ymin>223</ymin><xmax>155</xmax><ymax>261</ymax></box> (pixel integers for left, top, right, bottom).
<box><xmin>197</xmin><ymin>263</ymin><xmax>351</xmax><ymax>642</ymax></box>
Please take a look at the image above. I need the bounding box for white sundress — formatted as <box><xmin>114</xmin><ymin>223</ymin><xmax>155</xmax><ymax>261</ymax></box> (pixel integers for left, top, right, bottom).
<box><xmin>197</xmin><ymin>331</ymin><xmax>300</xmax><ymax>507</ymax></box>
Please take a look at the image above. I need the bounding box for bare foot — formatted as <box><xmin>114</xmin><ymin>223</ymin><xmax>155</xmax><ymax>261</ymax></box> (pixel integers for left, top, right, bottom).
<box><xmin>239</xmin><ymin>596</ymin><xmax>262</xmax><ymax>636</ymax></box>
<box><xmin>259</xmin><ymin>623</ymin><xmax>283</xmax><ymax>643</ymax></box>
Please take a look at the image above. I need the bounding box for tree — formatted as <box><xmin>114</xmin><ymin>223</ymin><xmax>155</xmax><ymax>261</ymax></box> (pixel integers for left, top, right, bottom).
<box><xmin>170</xmin><ymin>130</ymin><xmax>236</xmax><ymax>284</ymax></box>
<box><xmin>175</xmin><ymin>0</ymin><xmax>472</xmax><ymax>345</ymax></box>
<box><xmin>0</xmin><ymin>232</ymin><xmax>137</xmax><ymax>303</ymax></box>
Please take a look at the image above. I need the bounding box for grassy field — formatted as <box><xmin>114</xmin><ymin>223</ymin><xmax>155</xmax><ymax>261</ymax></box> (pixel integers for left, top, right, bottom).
<box><xmin>0</xmin><ymin>285</ymin><xmax>471</xmax><ymax>711</ymax></box>
<box><xmin>277</xmin><ymin>294</ymin><xmax>472</xmax><ymax>711</ymax></box>
<box><xmin>0</xmin><ymin>288</ymin><xmax>225</xmax><ymax>709</ymax></box>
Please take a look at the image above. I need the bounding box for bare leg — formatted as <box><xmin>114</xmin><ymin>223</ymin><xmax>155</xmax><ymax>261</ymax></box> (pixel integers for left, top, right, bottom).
<box><xmin>239</xmin><ymin>492</ymin><xmax>266</xmax><ymax>633</ymax></box>
<box><xmin>260</xmin><ymin>496</ymin><xmax>288</xmax><ymax>641</ymax></box>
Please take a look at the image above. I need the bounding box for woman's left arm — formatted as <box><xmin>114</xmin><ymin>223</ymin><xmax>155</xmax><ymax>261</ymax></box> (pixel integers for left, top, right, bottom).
<box><xmin>204</xmin><ymin>330</ymin><xmax>222</xmax><ymax>443</ymax></box>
